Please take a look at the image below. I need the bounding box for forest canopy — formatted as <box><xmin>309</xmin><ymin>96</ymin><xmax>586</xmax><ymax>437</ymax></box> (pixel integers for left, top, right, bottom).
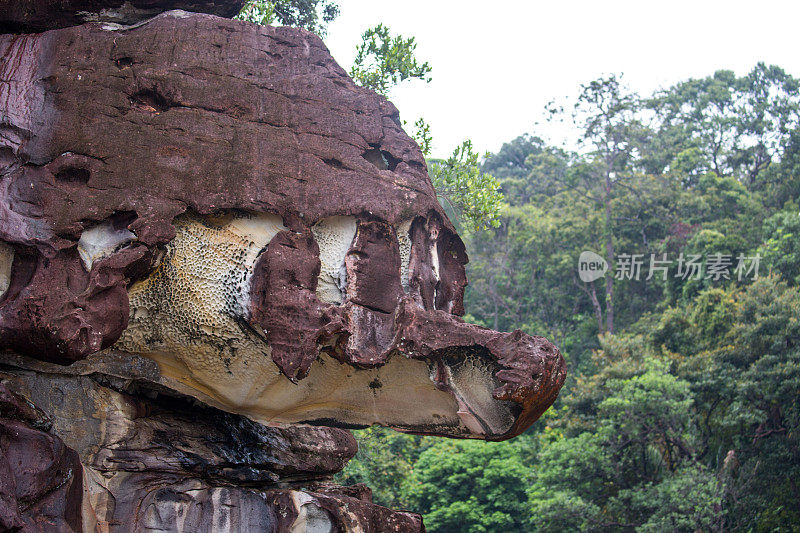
<box><xmin>237</xmin><ymin>4</ymin><xmax>799</xmax><ymax>530</ymax></box>
<box><xmin>339</xmin><ymin>64</ymin><xmax>800</xmax><ymax>532</ymax></box>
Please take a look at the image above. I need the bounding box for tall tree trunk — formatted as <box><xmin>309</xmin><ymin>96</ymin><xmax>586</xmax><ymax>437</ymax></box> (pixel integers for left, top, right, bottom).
<box><xmin>590</xmin><ymin>281</ymin><xmax>604</xmax><ymax>335</ymax></box>
<box><xmin>577</xmin><ymin>278</ymin><xmax>605</xmax><ymax>336</ymax></box>
<box><xmin>603</xmin><ymin>174</ymin><xmax>615</xmax><ymax>334</ymax></box>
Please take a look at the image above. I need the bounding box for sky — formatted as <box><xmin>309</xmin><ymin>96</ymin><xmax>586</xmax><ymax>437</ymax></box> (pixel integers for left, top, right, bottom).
<box><xmin>323</xmin><ymin>0</ymin><xmax>800</xmax><ymax>159</ymax></box>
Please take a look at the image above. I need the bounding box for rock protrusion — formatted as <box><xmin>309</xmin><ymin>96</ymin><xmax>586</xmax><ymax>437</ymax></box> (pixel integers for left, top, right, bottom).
<box><xmin>0</xmin><ymin>0</ymin><xmax>246</xmax><ymax>32</ymax></box>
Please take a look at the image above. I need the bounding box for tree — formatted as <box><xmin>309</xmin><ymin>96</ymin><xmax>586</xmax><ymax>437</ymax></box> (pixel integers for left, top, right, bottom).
<box><xmin>342</xmin><ymin>65</ymin><xmax>800</xmax><ymax>533</ymax></box>
<box><xmin>540</xmin><ymin>75</ymin><xmax>651</xmax><ymax>336</ymax></box>
<box><xmin>429</xmin><ymin>141</ymin><xmax>504</xmax><ymax>231</ymax></box>
<box><xmin>335</xmin><ymin>427</ymin><xmax>427</xmax><ymax>509</ymax></box>
<box><xmin>648</xmin><ymin>64</ymin><xmax>800</xmax><ymax>188</ymax></box>
<box><xmin>349</xmin><ymin>24</ymin><xmax>432</xmax><ymax>97</ymax></box>
<box><xmin>529</xmin><ymin>342</ymin><xmax>727</xmax><ymax>532</ymax></box>
<box><xmin>482</xmin><ymin>134</ymin><xmax>546</xmax><ymax>204</ymax></box>
<box><xmin>408</xmin><ymin>440</ymin><xmax>532</xmax><ymax>533</ymax></box>
<box><xmin>236</xmin><ymin>0</ymin><xmax>339</xmax><ymax>35</ymax></box>
<box><xmin>676</xmin><ymin>276</ymin><xmax>800</xmax><ymax>530</ymax></box>
<box><xmin>464</xmin><ymin>192</ymin><xmax>605</xmax><ymax>365</ymax></box>
<box><xmin>571</xmin><ymin>75</ymin><xmax>647</xmax><ymax>335</ymax></box>
<box><xmin>763</xmin><ymin>209</ymin><xmax>800</xmax><ymax>285</ymax></box>
<box><xmin>347</xmin><ymin>26</ymin><xmax>503</xmax><ymax>232</ymax></box>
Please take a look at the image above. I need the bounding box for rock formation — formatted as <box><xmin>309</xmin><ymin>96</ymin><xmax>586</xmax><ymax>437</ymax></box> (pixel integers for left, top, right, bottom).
<box><xmin>0</xmin><ymin>2</ymin><xmax>566</xmax><ymax>530</ymax></box>
<box><xmin>0</xmin><ymin>0</ymin><xmax>246</xmax><ymax>32</ymax></box>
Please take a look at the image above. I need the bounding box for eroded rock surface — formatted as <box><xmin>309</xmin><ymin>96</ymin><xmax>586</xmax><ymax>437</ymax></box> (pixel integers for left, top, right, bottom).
<box><xmin>0</xmin><ymin>0</ymin><xmax>245</xmax><ymax>32</ymax></box>
<box><xmin>0</xmin><ymin>381</ymin><xmax>87</xmax><ymax>532</ymax></box>
<box><xmin>0</xmin><ymin>358</ymin><xmax>424</xmax><ymax>531</ymax></box>
<box><xmin>0</xmin><ymin>11</ymin><xmax>565</xmax><ymax>442</ymax></box>
<box><xmin>0</xmin><ymin>7</ymin><xmax>566</xmax><ymax>531</ymax></box>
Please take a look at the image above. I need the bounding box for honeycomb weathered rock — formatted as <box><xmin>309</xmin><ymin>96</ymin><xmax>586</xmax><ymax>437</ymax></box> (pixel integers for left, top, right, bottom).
<box><xmin>311</xmin><ymin>216</ymin><xmax>357</xmax><ymax>305</ymax></box>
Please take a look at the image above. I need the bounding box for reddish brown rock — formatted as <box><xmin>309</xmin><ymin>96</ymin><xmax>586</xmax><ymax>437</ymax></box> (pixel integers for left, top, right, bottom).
<box><xmin>345</xmin><ymin>219</ymin><xmax>405</xmax><ymax>314</ymax></box>
<box><xmin>268</xmin><ymin>488</ymin><xmax>426</xmax><ymax>533</ymax></box>
<box><xmin>249</xmin><ymin>228</ymin><xmax>346</xmax><ymax>381</ymax></box>
<box><xmin>0</xmin><ymin>12</ymin><xmax>441</xmax><ymax>363</ymax></box>
<box><xmin>0</xmin><ymin>0</ymin><xmax>245</xmax><ymax>32</ymax></box>
<box><xmin>0</xmin><ymin>11</ymin><xmax>565</xmax><ymax>442</ymax></box>
<box><xmin>0</xmin><ymin>8</ymin><xmax>570</xmax><ymax>532</ymax></box>
<box><xmin>0</xmin><ymin>381</ymin><xmax>86</xmax><ymax>532</ymax></box>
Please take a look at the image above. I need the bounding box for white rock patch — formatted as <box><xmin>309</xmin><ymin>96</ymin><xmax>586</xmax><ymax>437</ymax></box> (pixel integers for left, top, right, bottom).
<box><xmin>224</xmin><ymin>212</ymin><xmax>287</xmax><ymax>318</ymax></box>
<box><xmin>289</xmin><ymin>492</ymin><xmax>334</xmax><ymax>533</ymax></box>
<box><xmin>397</xmin><ymin>220</ymin><xmax>412</xmax><ymax>293</ymax></box>
<box><xmin>77</xmin><ymin>2</ymin><xmax>161</xmax><ymax>24</ymax></box>
<box><xmin>0</xmin><ymin>241</ymin><xmax>13</xmax><ymax>299</ymax></box>
<box><xmin>431</xmin><ymin>240</ymin><xmax>440</xmax><ymax>283</ymax></box>
<box><xmin>77</xmin><ymin>221</ymin><xmax>136</xmax><ymax>271</ymax></box>
<box><xmin>311</xmin><ymin>216</ymin><xmax>356</xmax><ymax>304</ymax></box>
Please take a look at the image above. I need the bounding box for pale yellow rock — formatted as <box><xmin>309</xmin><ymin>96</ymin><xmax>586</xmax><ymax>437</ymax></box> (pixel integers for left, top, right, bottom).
<box><xmin>311</xmin><ymin>216</ymin><xmax>356</xmax><ymax>305</ymax></box>
<box><xmin>114</xmin><ymin>211</ymin><xmax>515</xmax><ymax>438</ymax></box>
<box><xmin>0</xmin><ymin>241</ymin><xmax>12</xmax><ymax>299</ymax></box>
<box><xmin>397</xmin><ymin>219</ymin><xmax>412</xmax><ymax>293</ymax></box>
<box><xmin>116</xmin><ymin>211</ymin><xmax>287</xmax><ymax>407</ymax></box>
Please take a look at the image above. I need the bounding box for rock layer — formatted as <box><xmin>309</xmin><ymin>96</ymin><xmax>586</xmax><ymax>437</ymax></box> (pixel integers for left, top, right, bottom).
<box><xmin>0</xmin><ymin>8</ymin><xmax>567</xmax><ymax>531</ymax></box>
<box><xmin>0</xmin><ymin>381</ymin><xmax>87</xmax><ymax>532</ymax></box>
<box><xmin>0</xmin><ymin>11</ymin><xmax>566</xmax><ymax>441</ymax></box>
<box><xmin>0</xmin><ymin>358</ymin><xmax>425</xmax><ymax>532</ymax></box>
<box><xmin>0</xmin><ymin>11</ymin><xmax>443</xmax><ymax>363</ymax></box>
<box><xmin>0</xmin><ymin>0</ymin><xmax>246</xmax><ymax>32</ymax></box>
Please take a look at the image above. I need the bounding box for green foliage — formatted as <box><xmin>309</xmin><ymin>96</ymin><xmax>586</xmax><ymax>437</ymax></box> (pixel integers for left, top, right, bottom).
<box><xmin>647</xmin><ymin>63</ymin><xmax>800</xmax><ymax>186</ymax></box>
<box><xmin>335</xmin><ymin>427</ymin><xmax>429</xmax><ymax>509</ymax></box>
<box><xmin>347</xmin><ymin>27</ymin><xmax>502</xmax><ymax>231</ymax></box>
<box><xmin>236</xmin><ymin>0</ymin><xmax>275</xmax><ymax>26</ymax></box>
<box><xmin>338</xmin><ymin>65</ymin><xmax>800</xmax><ymax>532</ymax></box>
<box><xmin>349</xmin><ymin>24</ymin><xmax>432</xmax><ymax>97</ymax></box>
<box><xmin>676</xmin><ymin>276</ymin><xmax>800</xmax><ymax>530</ymax></box>
<box><xmin>429</xmin><ymin>140</ymin><xmax>504</xmax><ymax>232</ymax></box>
<box><xmin>236</xmin><ymin>0</ymin><xmax>339</xmax><ymax>34</ymax></box>
<box><xmin>628</xmin><ymin>465</ymin><xmax>724</xmax><ymax>532</ymax></box>
<box><xmin>527</xmin><ymin>352</ymin><xmax>727</xmax><ymax>532</ymax></box>
<box><xmin>409</xmin><ymin>440</ymin><xmax>532</xmax><ymax>533</ymax></box>
<box><xmin>411</xmin><ymin>117</ymin><xmax>433</xmax><ymax>157</ymax></box>
<box><xmin>763</xmin><ymin>209</ymin><xmax>800</xmax><ymax>285</ymax></box>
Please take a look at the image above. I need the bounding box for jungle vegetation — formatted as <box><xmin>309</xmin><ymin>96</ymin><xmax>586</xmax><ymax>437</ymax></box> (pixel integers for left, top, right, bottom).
<box><xmin>341</xmin><ymin>65</ymin><xmax>800</xmax><ymax>533</ymax></box>
<box><xmin>240</xmin><ymin>3</ymin><xmax>800</xmax><ymax>530</ymax></box>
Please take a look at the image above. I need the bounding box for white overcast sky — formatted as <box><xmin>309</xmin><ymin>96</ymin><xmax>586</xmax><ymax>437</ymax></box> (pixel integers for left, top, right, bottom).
<box><xmin>323</xmin><ymin>0</ymin><xmax>800</xmax><ymax>159</ymax></box>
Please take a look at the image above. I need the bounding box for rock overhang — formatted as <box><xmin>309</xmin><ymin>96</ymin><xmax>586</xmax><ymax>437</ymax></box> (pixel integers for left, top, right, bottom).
<box><xmin>0</xmin><ymin>0</ymin><xmax>247</xmax><ymax>32</ymax></box>
<box><xmin>0</xmin><ymin>10</ymin><xmax>566</xmax><ymax>441</ymax></box>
